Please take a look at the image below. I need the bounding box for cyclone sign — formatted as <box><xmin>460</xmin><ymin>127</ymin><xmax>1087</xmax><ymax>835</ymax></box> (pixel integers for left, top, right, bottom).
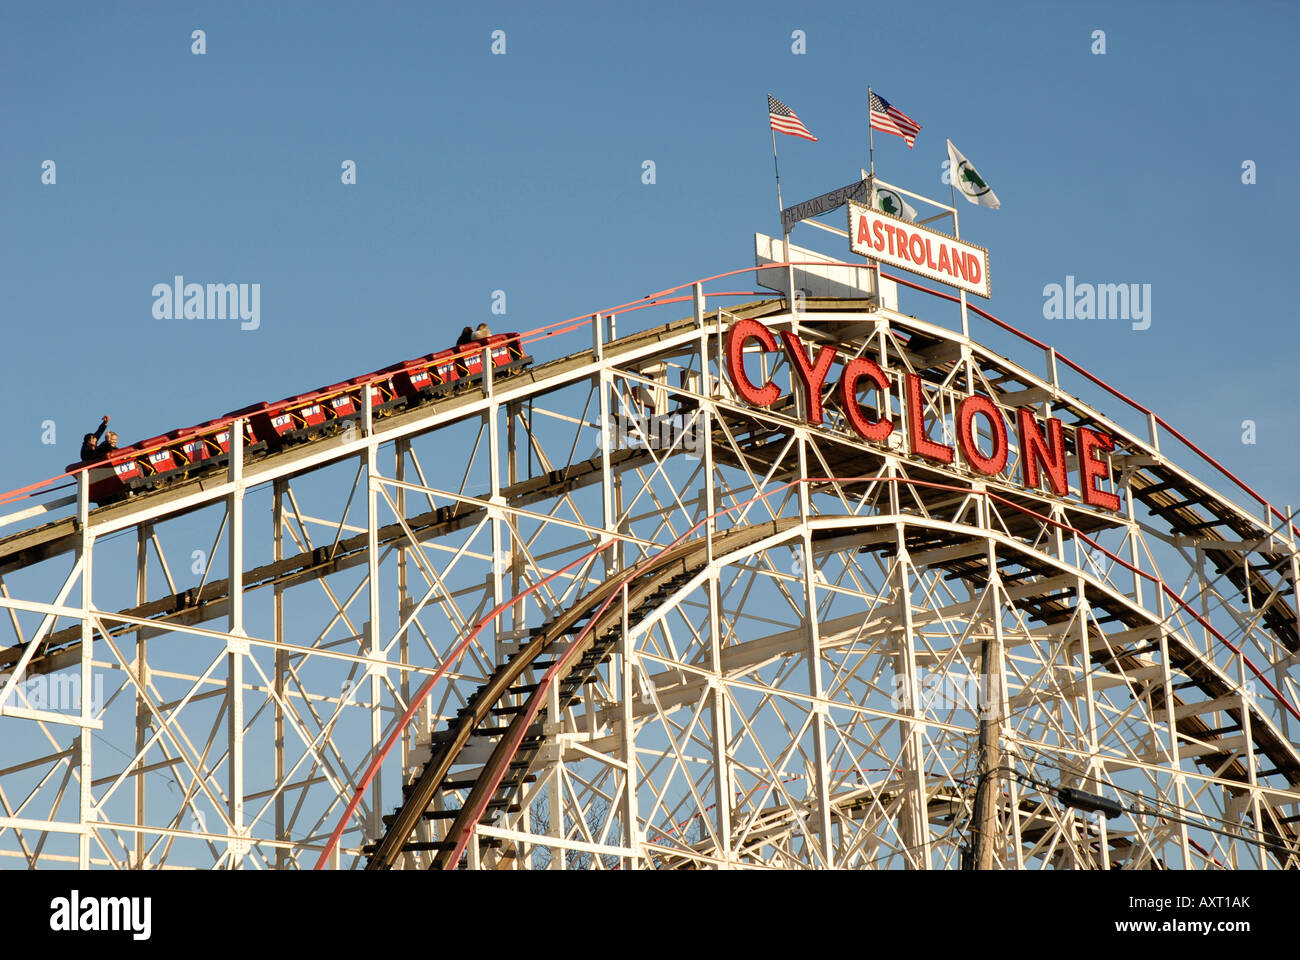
<box><xmin>848</xmin><ymin>199</ymin><xmax>991</xmax><ymax>298</ymax></box>
<box><xmin>722</xmin><ymin>317</ymin><xmax>1122</xmax><ymax>513</ymax></box>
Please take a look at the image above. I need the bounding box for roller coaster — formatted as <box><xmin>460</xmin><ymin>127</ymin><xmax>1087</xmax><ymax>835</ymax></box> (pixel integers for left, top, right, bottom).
<box><xmin>1</xmin><ymin>218</ymin><xmax>1297</xmax><ymax>869</ymax></box>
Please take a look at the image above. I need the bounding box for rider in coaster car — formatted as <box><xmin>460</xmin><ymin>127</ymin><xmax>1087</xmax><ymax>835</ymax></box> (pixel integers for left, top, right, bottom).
<box><xmin>80</xmin><ymin>416</ymin><xmax>110</xmax><ymax>462</ymax></box>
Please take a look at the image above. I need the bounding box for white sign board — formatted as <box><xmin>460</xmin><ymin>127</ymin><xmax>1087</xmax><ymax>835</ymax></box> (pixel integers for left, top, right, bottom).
<box><xmin>847</xmin><ymin>199</ymin><xmax>991</xmax><ymax>299</ymax></box>
<box><xmin>754</xmin><ymin>234</ymin><xmax>897</xmax><ymax>311</ymax></box>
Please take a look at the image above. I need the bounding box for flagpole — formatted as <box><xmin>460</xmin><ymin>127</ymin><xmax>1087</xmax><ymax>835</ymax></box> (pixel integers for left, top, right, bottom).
<box><xmin>949</xmin><ymin>178</ymin><xmax>970</xmax><ymax>340</ymax></box>
<box><xmin>951</xmin><ymin>139</ymin><xmax>961</xmax><ymax>231</ymax></box>
<box><xmin>767</xmin><ymin>109</ymin><xmax>795</xmax><ymax>305</ymax></box>
<box><xmin>770</xmin><ymin>125</ymin><xmax>785</xmax><ymax>219</ymax></box>
<box><xmin>867</xmin><ymin>85</ymin><xmax>875</xmax><ymax>179</ymax></box>
<box><xmin>865</xmin><ymin>85</ymin><xmax>880</xmax><ymax>312</ymax></box>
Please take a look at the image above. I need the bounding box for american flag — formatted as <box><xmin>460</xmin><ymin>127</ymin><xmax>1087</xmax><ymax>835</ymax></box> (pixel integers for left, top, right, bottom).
<box><xmin>869</xmin><ymin>91</ymin><xmax>921</xmax><ymax>148</ymax></box>
<box><xmin>768</xmin><ymin>95</ymin><xmax>818</xmax><ymax>142</ymax></box>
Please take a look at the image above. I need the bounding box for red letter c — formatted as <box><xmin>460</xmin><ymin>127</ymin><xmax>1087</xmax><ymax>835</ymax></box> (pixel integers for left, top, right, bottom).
<box><xmin>725</xmin><ymin>319</ymin><xmax>781</xmax><ymax>407</ymax></box>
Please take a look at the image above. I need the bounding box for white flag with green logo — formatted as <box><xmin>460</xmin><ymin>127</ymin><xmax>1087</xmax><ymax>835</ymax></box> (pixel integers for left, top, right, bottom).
<box><xmin>873</xmin><ymin>185</ymin><xmax>917</xmax><ymax>222</ymax></box>
<box><xmin>947</xmin><ymin>139</ymin><xmax>1000</xmax><ymax>209</ymax></box>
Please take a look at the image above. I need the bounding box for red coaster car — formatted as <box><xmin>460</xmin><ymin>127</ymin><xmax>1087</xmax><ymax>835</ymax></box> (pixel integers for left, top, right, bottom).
<box><xmin>427</xmin><ymin>348</ymin><xmax>460</xmax><ymax>394</ymax></box>
<box><xmin>170</xmin><ymin>417</ymin><xmax>267</xmax><ymax>473</ymax></box>
<box><xmin>191</xmin><ymin>416</ymin><xmax>267</xmax><ymax>463</ymax></box>
<box><xmin>491</xmin><ymin>333</ymin><xmax>527</xmax><ymax>371</ymax></box>
<box><xmin>173</xmin><ymin>428</ymin><xmax>213</xmax><ymax>469</ymax></box>
<box><xmin>388</xmin><ymin>360</ymin><xmax>437</xmax><ymax>407</ymax></box>
<box><xmin>321</xmin><ymin>382</ymin><xmax>362</xmax><ymax>431</ymax></box>
<box><xmin>456</xmin><ymin>334</ymin><xmax>529</xmax><ymax>385</ymax></box>
<box><xmin>230</xmin><ymin>401</ymin><xmax>296</xmax><ymax>450</ymax></box>
<box><xmin>135</xmin><ymin>435</ymin><xmax>183</xmax><ymax>489</ymax></box>
<box><xmin>67</xmin><ymin>451</ymin><xmax>145</xmax><ymax>506</ymax></box>
<box><xmin>283</xmin><ymin>397</ymin><xmax>329</xmax><ymax>444</ymax></box>
<box><xmin>349</xmin><ymin>373</ymin><xmax>401</xmax><ymax>419</ymax></box>
<box><xmin>457</xmin><ymin>342</ymin><xmax>485</xmax><ymax>380</ymax></box>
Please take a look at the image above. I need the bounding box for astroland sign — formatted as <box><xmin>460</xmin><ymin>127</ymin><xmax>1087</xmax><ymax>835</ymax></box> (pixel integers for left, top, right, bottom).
<box><xmin>848</xmin><ymin>199</ymin><xmax>991</xmax><ymax>299</ymax></box>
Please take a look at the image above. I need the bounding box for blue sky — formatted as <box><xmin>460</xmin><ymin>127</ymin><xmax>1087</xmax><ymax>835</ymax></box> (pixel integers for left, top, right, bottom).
<box><xmin>2</xmin><ymin>0</ymin><xmax>1298</xmax><ymax>508</ymax></box>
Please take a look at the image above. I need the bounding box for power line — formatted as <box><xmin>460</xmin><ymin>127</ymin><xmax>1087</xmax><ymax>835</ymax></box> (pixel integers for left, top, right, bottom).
<box><xmin>997</xmin><ymin>748</ymin><xmax>1300</xmax><ymax>862</ymax></box>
